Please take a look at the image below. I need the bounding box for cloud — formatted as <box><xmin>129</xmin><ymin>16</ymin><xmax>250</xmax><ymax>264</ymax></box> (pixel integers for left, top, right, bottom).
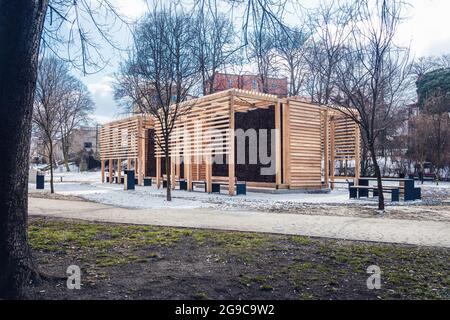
<box><xmin>113</xmin><ymin>0</ymin><xmax>148</xmax><ymax>20</ymax></box>
<box><xmin>87</xmin><ymin>76</ymin><xmax>114</xmax><ymax>97</ymax></box>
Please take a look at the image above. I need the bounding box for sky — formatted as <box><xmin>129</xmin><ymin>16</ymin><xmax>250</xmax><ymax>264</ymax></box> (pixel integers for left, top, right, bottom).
<box><xmin>74</xmin><ymin>0</ymin><xmax>450</xmax><ymax>125</ymax></box>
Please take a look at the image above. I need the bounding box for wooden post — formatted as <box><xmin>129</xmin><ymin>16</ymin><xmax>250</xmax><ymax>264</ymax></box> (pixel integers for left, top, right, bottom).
<box><xmin>171</xmin><ymin>157</ymin><xmax>176</xmax><ymax>189</ymax></box>
<box><xmin>323</xmin><ymin>111</ymin><xmax>329</xmax><ymax>189</ymax></box>
<box><xmin>282</xmin><ymin>101</ymin><xmax>291</xmax><ymax>187</ymax></box>
<box><xmin>127</xmin><ymin>158</ymin><xmax>131</xmax><ymax>170</ymax></box>
<box><xmin>354</xmin><ymin>124</ymin><xmax>361</xmax><ymax>182</ymax></box>
<box><xmin>275</xmin><ymin>101</ymin><xmax>282</xmax><ymax>187</ymax></box>
<box><xmin>156</xmin><ymin>156</ymin><xmax>161</xmax><ymax>188</ymax></box>
<box><xmin>330</xmin><ymin>119</ymin><xmax>335</xmax><ymax>190</ymax></box>
<box><xmin>117</xmin><ymin>159</ymin><xmax>122</xmax><ymax>183</ymax></box>
<box><xmin>109</xmin><ymin>159</ymin><xmax>113</xmax><ymax>184</ymax></box>
<box><xmin>206</xmin><ymin>154</ymin><xmax>212</xmax><ymax>193</ymax></box>
<box><xmin>186</xmin><ymin>156</ymin><xmax>193</xmax><ymax>191</ymax></box>
<box><xmin>228</xmin><ymin>93</ymin><xmax>235</xmax><ymax>196</ymax></box>
<box><xmin>140</xmin><ymin>124</ymin><xmax>146</xmax><ymax>181</ymax></box>
<box><xmin>101</xmin><ymin>160</ymin><xmax>105</xmax><ymax>183</ymax></box>
<box><xmin>136</xmin><ymin>157</ymin><xmax>141</xmax><ymax>186</ymax></box>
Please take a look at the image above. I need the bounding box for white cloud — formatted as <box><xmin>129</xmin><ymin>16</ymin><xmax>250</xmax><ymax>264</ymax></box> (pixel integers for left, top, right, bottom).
<box><xmin>87</xmin><ymin>76</ymin><xmax>114</xmax><ymax>97</ymax></box>
<box><xmin>112</xmin><ymin>0</ymin><xmax>148</xmax><ymax>20</ymax></box>
<box><xmin>398</xmin><ymin>0</ymin><xmax>450</xmax><ymax>56</ymax></box>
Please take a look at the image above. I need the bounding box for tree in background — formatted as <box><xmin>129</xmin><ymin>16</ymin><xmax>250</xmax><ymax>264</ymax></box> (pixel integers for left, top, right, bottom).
<box><xmin>58</xmin><ymin>76</ymin><xmax>94</xmax><ymax>172</ymax></box>
<box><xmin>331</xmin><ymin>0</ymin><xmax>411</xmax><ymax>211</ymax></box>
<box><xmin>192</xmin><ymin>10</ymin><xmax>237</xmax><ymax>95</ymax></box>
<box><xmin>275</xmin><ymin>27</ymin><xmax>310</xmax><ymax>96</ymax></box>
<box><xmin>115</xmin><ymin>6</ymin><xmax>199</xmax><ymax>201</ymax></box>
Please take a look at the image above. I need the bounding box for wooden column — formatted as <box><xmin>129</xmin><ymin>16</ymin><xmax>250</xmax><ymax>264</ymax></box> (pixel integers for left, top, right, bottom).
<box><xmin>171</xmin><ymin>158</ymin><xmax>176</xmax><ymax>189</ymax></box>
<box><xmin>275</xmin><ymin>101</ymin><xmax>282</xmax><ymax>186</ymax></box>
<box><xmin>228</xmin><ymin>94</ymin><xmax>235</xmax><ymax>196</ymax></box>
<box><xmin>136</xmin><ymin>157</ymin><xmax>142</xmax><ymax>186</ymax></box>
<box><xmin>323</xmin><ymin>111</ymin><xmax>329</xmax><ymax>189</ymax></box>
<box><xmin>354</xmin><ymin>124</ymin><xmax>361</xmax><ymax>181</ymax></box>
<box><xmin>117</xmin><ymin>159</ymin><xmax>122</xmax><ymax>183</ymax></box>
<box><xmin>330</xmin><ymin>119</ymin><xmax>335</xmax><ymax>190</ymax></box>
<box><xmin>140</xmin><ymin>124</ymin><xmax>146</xmax><ymax>180</ymax></box>
<box><xmin>109</xmin><ymin>159</ymin><xmax>113</xmax><ymax>183</ymax></box>
<box><xmin>156</xmin><ymin>156</ymin><xmax>161</xmax><ymax>188</ymax></box>
<box><xmin>206</xmin><ymin>154</ymin><xmax>212</xmax><ymax>193</ymax></box>
<box><xmin>101</xmin><ymin>160</ymin><xmax>105</xmax><ymax>183</ymax></box>
<box><xmin>282</xmin><ymin>101</ymin><xmax>291</xmax><ymax>187</ymax></box>
<box><xmin>127</xmin><ymin>158</ymin><xmax>131</xmax><ymax>170</ymax></box>
<box><xmin>186</xmin><ymin>156</ymin><xmax>192</xmax><ymax>191</ymax></box>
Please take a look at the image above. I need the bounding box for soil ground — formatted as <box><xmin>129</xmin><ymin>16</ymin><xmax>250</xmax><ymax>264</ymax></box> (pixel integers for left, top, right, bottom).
<box><xmin>27</xmin><ymin>217</ymin><xmax>449</xmax><ymax>300</ymax></box>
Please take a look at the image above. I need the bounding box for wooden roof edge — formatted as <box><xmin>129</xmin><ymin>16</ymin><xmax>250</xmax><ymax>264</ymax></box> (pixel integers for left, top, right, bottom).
<box><xmin>102</xmin><ymin>114</ymin><xmax>152</xmax><ymax>127</ymax></box>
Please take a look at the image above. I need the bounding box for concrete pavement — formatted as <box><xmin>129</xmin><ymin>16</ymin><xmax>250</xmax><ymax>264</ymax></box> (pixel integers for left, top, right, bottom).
<box><xmin>28</xmin><ymin>197</ymin><xmax>450</xmax><ymax>248</ymax></box>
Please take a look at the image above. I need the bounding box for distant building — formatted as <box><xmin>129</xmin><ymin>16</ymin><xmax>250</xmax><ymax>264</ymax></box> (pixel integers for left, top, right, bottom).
<box><xmin>69</xmin><ymin>126</ymin><xmax>99</xmax><ymax>157</ymax></box>
<box><xmin>206</xmin><ymin>72</ymin><xmax>288</xmax><ymax>97</ymax></box>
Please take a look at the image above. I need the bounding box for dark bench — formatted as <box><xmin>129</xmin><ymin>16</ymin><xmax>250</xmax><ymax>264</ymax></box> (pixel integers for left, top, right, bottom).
<box><xmin>212</xmin><ymin>181</ymin><xmax>246</xmax><ymax>195</ymax></box>
<box><xmin>350</xmin><ymin>186</ymin><xmax>400</xmax><ymax>202</ymax></box>
<box><xmin>160</xmin><ymin>179</ymin><xmax>187</xmax><ymax>190</ymax></box>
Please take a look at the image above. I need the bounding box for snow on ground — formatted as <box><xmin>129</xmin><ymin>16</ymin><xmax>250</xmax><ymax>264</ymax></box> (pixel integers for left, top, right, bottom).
<box><xmin>29</xmin><ymin>171</ymin><xmax>450</xmax><ymax>211</ymax></box>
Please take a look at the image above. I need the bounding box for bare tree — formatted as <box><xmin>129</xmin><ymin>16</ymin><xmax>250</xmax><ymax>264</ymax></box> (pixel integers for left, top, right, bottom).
<box><xmin>192</xmin><ymin>9</ymin><xmax>237</xmax><ymax>95</ymax></box>
<box><xmin>331</xmin><ymin>0</ymin><xmax>411</xmax><ymax>211</ymax></box>
<box><xmin>275</xmin><ymin>26</ymin><xmax>309</xmax><ymax>96</ymax></box>
<box><xmin>0</xmin><ymin>0</ymin><xmax>124</xmax><ymax>298</ymax></box>
<box><xmin>33</xmin><ymin>57</ymin><xmax>68</xmax><ymax>193</ymax></box>
<box><xmin>115</xmin><ymin>6</ymin><xmax>199</xmax><ymax>201</ymax></box>
<box><xmin>59</xmin><ymin>78</ymin><xmax>94</xmax><ymax>172</ymax></box>
<box><xmin>247</xmin><ymin>29</ymin><xmax>278</xmax><ymax>93</ymax></box>
<box><xmin>304</xmin><ymin>0</ymin><xmax>355</xmax><ymax>104</ymax></box>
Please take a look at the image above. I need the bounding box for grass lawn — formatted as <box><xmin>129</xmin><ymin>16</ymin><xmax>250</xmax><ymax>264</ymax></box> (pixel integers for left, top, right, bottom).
<box><xmin>27</xmin><ymin>217</ymin><xmax>449</xmax><ymax>300</ymax></box>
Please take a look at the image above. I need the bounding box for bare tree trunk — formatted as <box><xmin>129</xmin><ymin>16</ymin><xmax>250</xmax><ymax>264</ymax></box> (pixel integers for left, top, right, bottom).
<box><xmin>0</xmin><ymin>0</ymin><xmax>48</xmax><ymax>298</ymax></box>
<box><xmin>369</xmin><ymin>142</ymin><xmax>385</xmax><ymax>211</ymax></box>
<box><xmin>63</xmin><ymin>149</ymin><xmax>70</xmax><ymax>172</ymax></box>
<box><xmin>49</xmin><ymin>141</ymin><xmax>55</xmax><ymax>194</ymax></box>
<box><xmin>165</xmin><ymin>152</ymin><xmax>172</xmax><ymax>201</ymax></box>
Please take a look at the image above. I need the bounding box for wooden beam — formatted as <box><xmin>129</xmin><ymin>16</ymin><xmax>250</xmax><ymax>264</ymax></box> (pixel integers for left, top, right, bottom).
<box><xmin>206</xmin><ymin>154</ymin><xmax>212</xmax><ymax>193</ymax></box>
<box><xmin>282</xmin><ymin>102</ymin><xmax>291</xmax><ymax>186</ymax></box>
<box><xmin>117</xmin><ymin>159</ymin><xmax>121</xmax><ymax>183</ymax></box>
<box><xmin>109</xmin><ymin>159</ymin><xmax>113</xmax><ymax>184</ymax></box>
<box><xmin>275</xmin><ymin>101</ymin><xmax>282</xmax><ymax>186</ymax></box>
<box><xmin>330</xmin><ymin>119</ymin><xmax>336</xmax><ymax>190</ymax></box>
<box><xmin>156</xmin><ymin>156</ymin><xmax>161</xmax><ymax>188</ymax></box>
<box><xmin>355</xmin><ymin>124</ymin><xmax>361</xmax><ymax>181</ymax></box>
<box><xmin>228</xmin><ymin>94</ymin><xmax>235</xmax><ymax>196</ymax></box>
<box><xmin>171</xmin><ymin>157</ymin><xmax>176</xmax><ymax>189</ymax></box>
<box><xmin>101</xmin><ymin>160</ymin><xmax>105</xmax><ymax>183</ymax></box>
<box><xmin>323</xmin><ymin>111</ymin><xmax>329</xmax><ymax>189</ymax></box>
<box><xmin>186</xmin><ymin>156</ymin><xmax>193</xmax><ymax>191</ymax></box>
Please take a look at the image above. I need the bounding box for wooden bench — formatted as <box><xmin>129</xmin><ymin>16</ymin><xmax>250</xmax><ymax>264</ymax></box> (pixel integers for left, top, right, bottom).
<box><xmin>349</xmin><ymin>186</ymin><xmax>400</xmax><ymax>202</ymax></box>
<box><xmin>211</xmin><ymin>181</ymin><xmax>247</xmax><ymax>195</ymax></box>
<box><xmin>160</xmin><ymin>178</ymin><xmax>187</xmax><ymax>190</ymax></box>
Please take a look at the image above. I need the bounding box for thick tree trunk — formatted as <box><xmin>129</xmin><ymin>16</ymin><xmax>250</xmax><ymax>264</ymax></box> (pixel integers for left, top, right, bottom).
<box><xmin>0</xmin><ymin>0</ymin><xmax>49</xmax><ymax>298</ymax></box>
<box><xmin>369</xmin><ymin>142</ymin><xmax>385</xmax><ymax>211</ymax></box>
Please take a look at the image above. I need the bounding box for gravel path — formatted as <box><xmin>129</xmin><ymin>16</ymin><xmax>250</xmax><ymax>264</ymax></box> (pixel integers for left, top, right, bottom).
<box><xmin>29</xmin><ymin>197</ymin><xmax>450</xmax><ymax>248</ymax></box>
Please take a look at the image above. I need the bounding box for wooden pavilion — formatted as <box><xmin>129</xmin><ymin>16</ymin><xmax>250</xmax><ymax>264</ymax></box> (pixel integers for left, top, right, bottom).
<box><xmin>99</xmin><ymin>89</ymin><xmax>361</xmax><ymax>195</ymax></box>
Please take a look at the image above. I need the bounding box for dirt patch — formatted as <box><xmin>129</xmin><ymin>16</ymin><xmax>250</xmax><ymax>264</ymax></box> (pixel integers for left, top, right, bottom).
<box><xmin>26</xmin><ymin>217</ymin><xmax>449</xmax><ymax>300</ymax></box>
<box><xmin>29</xmin><ymin>191</ymin><xmax>86</xmax><ymax>202</ymax></box>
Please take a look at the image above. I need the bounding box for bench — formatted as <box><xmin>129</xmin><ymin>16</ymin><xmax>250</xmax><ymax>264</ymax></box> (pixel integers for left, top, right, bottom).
<box><xmin>191</xmin><ymin>180</ymin><xmax>207</xmax><ymax>192</ymax></box>
<box><xmin>212</xmin><ymin>181</ymin><xmax>247</xmax><ymax>195</ymax></box>
<box><xmin>349</xmin><ymin>186</ymin><xmax>400</xmax><ymax>202</ymax></box>
<box><xmin>160</xmin><ymin>179</ymin><xmax>187</xmax><ymax>190</ymax></box>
